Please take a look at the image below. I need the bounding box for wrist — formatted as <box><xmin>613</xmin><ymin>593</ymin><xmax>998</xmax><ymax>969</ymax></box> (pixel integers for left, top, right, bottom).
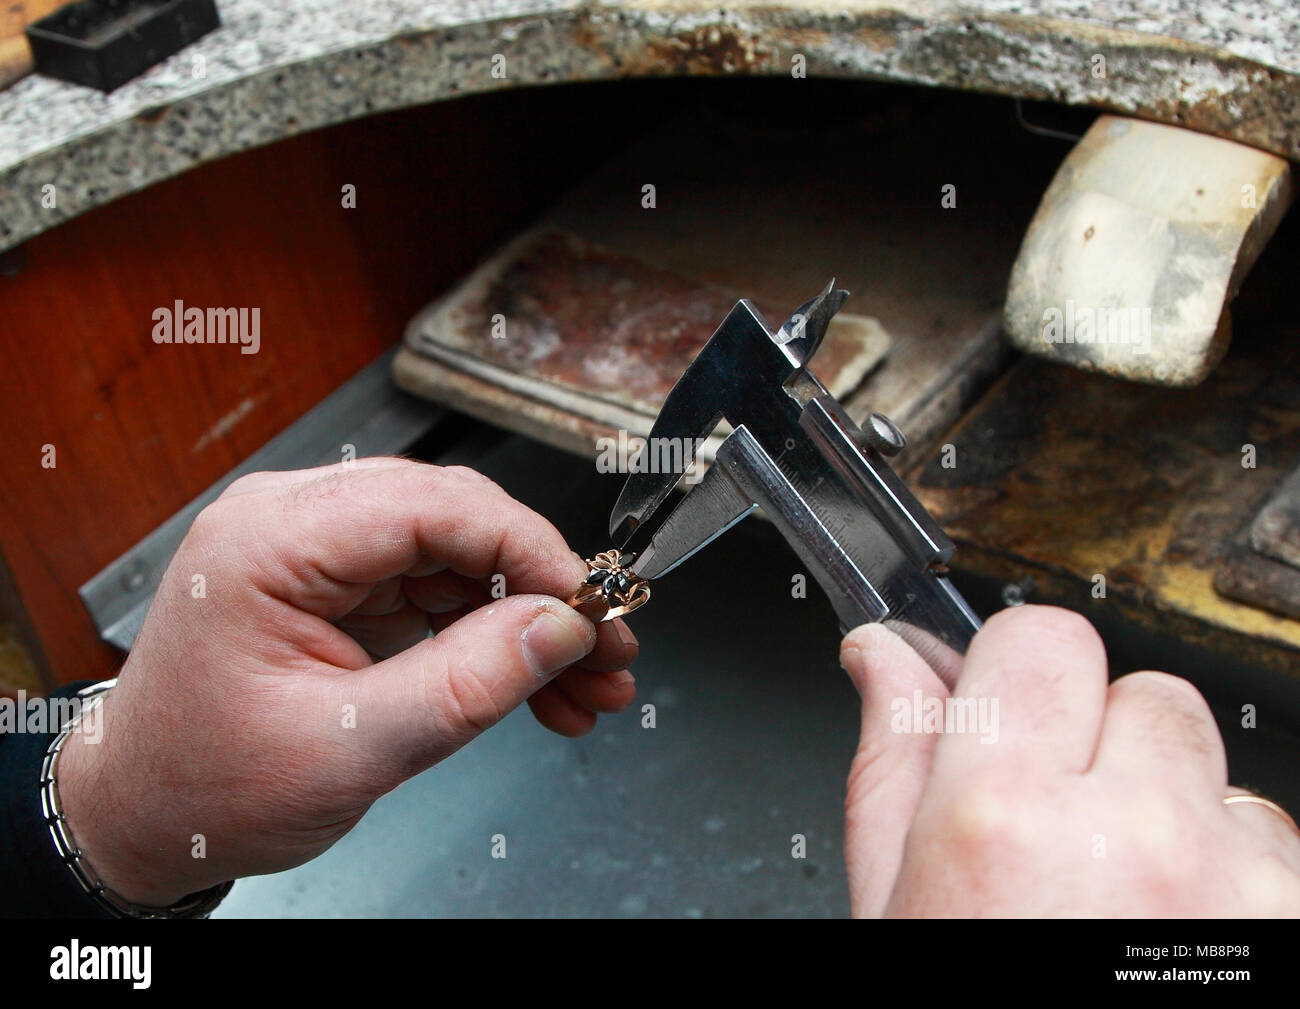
<box><xmin>55</xmin><ymin>702</ymin><xmax>200</xmax><ymax>909</ymax></box>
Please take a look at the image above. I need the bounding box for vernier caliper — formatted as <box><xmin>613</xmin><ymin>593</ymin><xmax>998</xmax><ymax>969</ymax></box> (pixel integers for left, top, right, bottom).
<box><xmin>573</xmin><ymin>281</ymin><xmax>980</xmax><ymax>683</ymax></box>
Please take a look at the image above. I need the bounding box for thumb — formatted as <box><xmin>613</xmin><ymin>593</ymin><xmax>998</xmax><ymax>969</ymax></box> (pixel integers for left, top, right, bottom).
<box><xmin>352</xmin><ymin>595</ymin><xmax>595</xmax><ymax>774</ymax></box>
<box><xmin>841</xmin><ymin>622</ymin><xmax>951</xmax><ymax>917</ymax></box>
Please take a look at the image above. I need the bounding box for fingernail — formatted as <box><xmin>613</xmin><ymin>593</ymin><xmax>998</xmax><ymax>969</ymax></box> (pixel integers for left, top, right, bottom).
<box><xmin>839</xmin><ymin>643</ymin><xmax>862</xmax><ymax>672</ymax></box>
<box><xmin>614</xmin><ymin>620</ymin><xmax>639</xmax><ymax>665</ymax></box>
<box><xmin>610</xmin><ymin>670</ymin><xmax>635</xmax><ymax>687</ymax></box>
<box><xmin>522</xmin><ymin>607</ymin><xmax>592</xmax><ymax>678</ymax></box>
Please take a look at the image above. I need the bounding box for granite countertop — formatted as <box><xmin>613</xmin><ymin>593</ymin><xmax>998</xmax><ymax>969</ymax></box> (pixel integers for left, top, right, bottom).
<box><xmin>0</xmin><ymin>0</ymin><xmax>1296</xmax><ymax>254</ymax></box>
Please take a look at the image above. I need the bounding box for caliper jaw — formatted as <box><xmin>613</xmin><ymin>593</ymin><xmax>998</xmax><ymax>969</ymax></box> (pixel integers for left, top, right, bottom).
<box><xmin>608</xmin><ymin>281</ymin><xmax>979</xmax><ymax>681</ymax></box>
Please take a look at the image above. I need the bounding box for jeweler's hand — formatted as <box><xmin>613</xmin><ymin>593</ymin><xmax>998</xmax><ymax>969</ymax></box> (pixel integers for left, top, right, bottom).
<box><xmin>56</xmin><ymin>459</ymin><xmax>637</xmax><ymax>907</ymax></box>
<box><xmin>840</xmin><ymin>605</ymin><xmax>1300</xmax><ymax>917</ymax></box>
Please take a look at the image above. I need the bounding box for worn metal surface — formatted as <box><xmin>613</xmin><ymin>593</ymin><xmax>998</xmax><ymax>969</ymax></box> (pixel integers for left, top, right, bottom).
<box><xmin>406</xmin><ymin>228</ymin><xmax>889</xmax><ymax>419</ymax></box>
<box><xmin>1251</xmin><ymin>464</ymin><xmax>1300</xmax><ymax>570</ymax></box>
<box><xmin>1004</xmin><ymin>115</ymin><xmax>1294</xmax><ymax>386</ymax></box>
<box><xmin>912</xmin><ymin>337</ymin><xmax>1300</xmax><ymax>677</ymax></box>
<box><xmin>1216</xmin><ymin>542</ymin><xmax>1300</xmax><ymax>622</ymax></box>
<box><xmin>4</xmin><ymin>0</ymin><xmax>1300</xmax><ymax>255</ymax></box>
<box><xmin>1215</xmin><ymin>462</ymin><xmax>1300</xmax><ymax>620</ymax></box>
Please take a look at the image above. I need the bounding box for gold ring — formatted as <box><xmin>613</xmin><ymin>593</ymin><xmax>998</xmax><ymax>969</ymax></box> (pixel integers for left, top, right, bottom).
<box><xmin>1223</xmin><ymin>793</ymin><xmax>1300</xmax><ymax>837</ymax></box>
<box><xmin>567</xmin><ymin>550</ymin><xmax>650</xmax><ymax>623</ymax></box>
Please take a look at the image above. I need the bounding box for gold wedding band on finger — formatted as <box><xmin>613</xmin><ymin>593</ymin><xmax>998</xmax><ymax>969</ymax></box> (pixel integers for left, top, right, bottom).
<box><xmin>1223</xmin><ymin>793</ymin><xmax>1300</xmax><ymax>838</ymax></box>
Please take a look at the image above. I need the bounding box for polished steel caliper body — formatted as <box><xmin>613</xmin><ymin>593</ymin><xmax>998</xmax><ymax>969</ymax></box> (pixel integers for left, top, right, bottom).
<box><xmin>608</xmin><ymin>281</ymin><xmax>980</xmax><ymax>681</ymax></box>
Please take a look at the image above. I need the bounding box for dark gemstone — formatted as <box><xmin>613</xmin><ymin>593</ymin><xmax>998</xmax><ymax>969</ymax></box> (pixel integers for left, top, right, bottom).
<box><xmin>586</xmin><ymin>569</ymin><xmax>607</xmax><ymax>586</ymax></box>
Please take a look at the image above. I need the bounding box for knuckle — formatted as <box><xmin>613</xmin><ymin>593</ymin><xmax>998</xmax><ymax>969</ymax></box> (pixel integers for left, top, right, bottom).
<box><xmin>843</xmin><ymin>743</ymin><xmax>903</xmax><ymax>837</ymax></box>
<box><xmin>844</xmin><ymin>745</ymin><xmax>886</xmax><ymax>807</ymax></box>
<box><xmin>221</xmin><ymin>472</ymin><xmax>267</xmax><ymax>497</ymax></box>
<box><xmin>1121</xmin><ymin>670</ymin><xmax>1211</xmax><ymax>717</ymax></box>
<box><xmin>392</xmin><ymin>462</ymin><xmax>500</xmax><ymax>506</ymax></box>
<box><xmin>1115</xmin><ymin>791</ymin><xmax>1213</xmax><ymax>902</ymax></box>
<box><xmin>985</xmin><ymin>604</ymin><xmax>1099</xmax><ymax>655</ymax></box>
<box><xmin>440</xmin><ymin>465</ymin><xmax>501</xmax><ymax>491</ymax></box>
<box><xmin>363</xmin><ymin>454</ymin><xmax>416</xmax><ymax>469</ymax></box>
<box><xmin>285</xmin><ymin>470</ymin><xmax>351</xmax><ymax>506</ymax></box>
<box><xmin>942</xmin><ymin>778</ymin><xmax>1040</xmax><ymax>855</ymax></box>
<box><xmin>1136</xmin><ymin>847</ymin><xmax>1205</xmax><ymax>907</ymax></box>
<box><xmin>418</xmin><ymin>640</ymin><xmax>503</xmax><ymax>742</ymax></box>
<box><xmin>1131</xmin><ymin>794</ymin><xmax>1194</xmax><ymax>864</ymax></box>
<box><xmin>443</xmin><ymin>669</ymin><xmax>503</xmax><ymax>739</ymax></box>
<box><xmin>188</xmin><ymin>498</ymin><xmax>234</xmax><ymax>541</ymax></box>
<box><xmin>1113</xmin><ymin>672</ymin><xmax>1223</xmax><ymax>763</ymax></box>
<box><xmin>501</xmin><ymin>549</ymin><xmax>548</xmax><ymax>594</ymax></box>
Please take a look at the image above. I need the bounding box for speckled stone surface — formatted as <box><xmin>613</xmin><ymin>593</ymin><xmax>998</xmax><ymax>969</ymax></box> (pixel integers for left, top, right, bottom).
<box><xmin>0</xmin><ymin>0</ymin><xmax>1297</xmax><ymax>253</ymax></box>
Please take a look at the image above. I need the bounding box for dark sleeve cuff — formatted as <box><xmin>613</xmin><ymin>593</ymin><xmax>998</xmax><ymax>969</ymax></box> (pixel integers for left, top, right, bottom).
<box><xmin>0</xmin><ymin>681</ymin><xmax>115</xmax><ymax>918</ymax></box>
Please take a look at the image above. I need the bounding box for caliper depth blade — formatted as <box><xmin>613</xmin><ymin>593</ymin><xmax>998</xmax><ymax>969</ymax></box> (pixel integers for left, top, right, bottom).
<box><xmin>631</xmin><ymin>453</ymin><xmax>758</xmax><ymax>581</ymax></box>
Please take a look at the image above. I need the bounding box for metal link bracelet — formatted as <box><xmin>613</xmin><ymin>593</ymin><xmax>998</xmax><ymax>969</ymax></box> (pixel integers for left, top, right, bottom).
<box><xmin>40</xmin><ymin>678</ymin><xmax>233</xmax><ymax>919</ymax></box>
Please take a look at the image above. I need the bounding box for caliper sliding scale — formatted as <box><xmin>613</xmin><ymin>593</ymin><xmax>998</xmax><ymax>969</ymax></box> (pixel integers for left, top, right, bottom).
<box><xmin>609</xmin><ymin>281</ymin><xmax>980</xmax><ymax>682</ymax></box>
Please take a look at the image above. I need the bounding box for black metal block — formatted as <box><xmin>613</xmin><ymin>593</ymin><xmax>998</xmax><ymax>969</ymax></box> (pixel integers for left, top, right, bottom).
<box><xmin>26</xmin><ymin>0</ymin><xmax>221</xmax><ymax>93</ymax></box>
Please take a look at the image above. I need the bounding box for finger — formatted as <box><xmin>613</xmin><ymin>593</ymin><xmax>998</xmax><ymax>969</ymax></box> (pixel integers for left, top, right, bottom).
<box><xmin>405</xmin><ymin>554</ymin><xmax>445</xmax><ymax>578</ymax></box>
<box><xmin>577</xmin><ymin>619</ymin><xmax>638</xmax><ymax>673</ymax></box>
<box><xmin>410</xmin><ymin>579</ymin><xmax>635</xmax><ymax>670</ymax></box>
<box><xmin>884</xmin><ymin>619</ymin><xmax>965</xmax><ymax>689</ymax></box>
<box><xmin>404</xmin><ymin>571</ymin><xmax>492</xmax><ymax>614</ymax></box>
<box><xmin>217</xmin><ymin>458</ymin><xmax>409</xmax><ymax>498</ymax></box>
<box><xmin>336</xmin><ymin>603</ymin><xmax>431</xmax><ymax>660</ymax></box>
<box><xmin>841</xmin><ymin>622</ymin><xmax>950</xmax><ymax>918</ymax></box>
<box><xmin>933</xmin><ymin>605</ymin><xmax>1108</xmax><ymax>781</ymax></box>
<box><xmin>553</xmin><ymin>666</ymin><xmax>636</xmax><ymax>713</ymax></box>
<box><xmin>347</xmin><ymin>577</ymin><xmax>406</xmax><ymax>617</ymax></box>
<box><xmin>195</xmin><ymin>462</ymin><xmax>589</xmax><ymax>620</ymax></box>
<box><xmin>350</xmin><ymin>595</ymin><xmax>596</xmax><ymax>772</ymax></box>
<box><xmin>527</xmin><ymin>682</ymin><xmax>598</xmax><ymax>737</ymax></box>
<box><xmin>429</xmin><ymin>606</ymin><xmax>473</xmax><ymax>636</ymax></box>
<box><xmin>1221</xmin><ymin>789</ymin><xmax>1300</xmax><ymax>869</ymax></box>
<box><xmin>1090</xmin><ymin>671</ymin><xmax>1227</xmax><ymax>791</ymax></box>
